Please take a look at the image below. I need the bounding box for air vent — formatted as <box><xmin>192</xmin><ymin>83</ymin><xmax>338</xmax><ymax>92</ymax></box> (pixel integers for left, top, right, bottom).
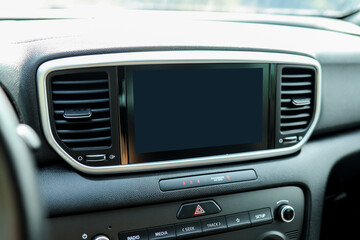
<box><xmin>286</xmin><ymin>230</ymin><xmax>299</xmax><ymax>240</ymax></box>
<box><xmin>50</xmin><ymin>72</ymin><xmax>112</xmax><ymax>150</ymax></box>
<box><xmin>280</xmin><ymin>67</ymin><xmax>315</xmax><ymax>134</ymax></box>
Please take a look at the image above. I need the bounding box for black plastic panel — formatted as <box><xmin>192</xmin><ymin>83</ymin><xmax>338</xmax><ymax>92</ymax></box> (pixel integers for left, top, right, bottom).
<box><xmin>1</xmin><ymin>14</ymin><xmax>360</xmax><ymax>240</ymax></box>
<box><xmin>49</xmin><ymin>186</ymin><xmax>304</xmax><ymax>240</ymax></box>
<box><xmin>159</xmin><ymin>170</ymin><xmax>257</xmax><ymax>191</ymax></box>
<box><xmin>126</xmin><ymin>64</ymin><xmax>271</xmax><ymax>164</ymax></box>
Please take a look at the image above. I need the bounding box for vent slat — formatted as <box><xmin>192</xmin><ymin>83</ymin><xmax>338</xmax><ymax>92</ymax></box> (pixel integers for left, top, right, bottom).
<box><xmin>61</xmin><ymin>136</ymin><xmax>111</xmax><ymax>143</ymax></box>
<box><xmin>52</xmin><ymin>79</ymin><xmax>108</xmax><ymax>85</ymax></box>
<box><xmin>281</xmin><ymin>106</ymin><xmax>311</xmax><ymax>111</ymax></box>
<box><xmin>55</xmin><ymin>117</ymin><xmax>110</xmax><ymax>124</ymax></box>
<box><xmin>281</xmin><ymin>82</ymin><xmax>312</xmax><ymax>87</ymax></box>
<box><xmin>57</xmin><ymin>127</ymin><xmax>111</xmax><ymax>134</ymax></box>
<box><xmin>91</xmin><ymin>108</ymin><xmax>111</xmax><ymax>113</ymax></box>
<box><xmin>71</xmin><ymin>146</ymin><xmax>111</xmax><ymax>151</ymax></box>
<box><xmin>280</xmin><ymin>67</ymin><xmax>315</xmax><ymax>134</ymax></box>
<box><xmin>282</xmin><ymin>74</ymin><xmax>312</xmax><ymax>78</ymax></box>
<box><xmin>281</xmin><ymin>98</ymin><xmax>291</xmax><ymax>103</ymax></box>
<box><xmin>54</xmin><ymin>108</ymin><xmax>110</xmax><ymax>115</ymax></box>
<box><xmin>53</xmin><ymin>98</ymin><xmax>109</xmax><ymax>105</ymax></box>
<box><xmin>50</xmin><ymin>72</ymin><xmax>112</xmax><ymax>150</ymax></box>
<box><xmin>281</xmin><ymin>90</ymin><xmax>312</xmax><ymax>95</ymax></box>
<box><xmin>52</xmin><ymin>89</ymin><xmax>108</xmax><ymax>95</ymax></box>
<box><xmin>280</xmin><ymin>121</ymin><xmax>309</xmax><ymax>127</ymax></box>
<box><xmin>281</xmin><ymin>113</ymin><xmax>310</xmax><ymax>119</ymax></box>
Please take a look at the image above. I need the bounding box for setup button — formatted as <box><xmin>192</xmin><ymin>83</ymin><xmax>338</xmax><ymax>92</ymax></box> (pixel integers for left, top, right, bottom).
<box><xmin>249</xmin><ymin>208</ymin><xmax>273</xmax><ymax>226</ymax></box>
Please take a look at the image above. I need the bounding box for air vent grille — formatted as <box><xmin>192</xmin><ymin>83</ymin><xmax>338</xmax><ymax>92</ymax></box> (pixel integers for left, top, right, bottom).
<box><xmin>280</xmin><ymin>67</ymin><xmax>315</xmax><ymax>134</ymax></box>
<box><xmin>50</xmin><ymin>72</ymin><xmax>112</xmax><ymax>150</ymax></box>
<box><xmin>286</xmin><ymin>230</ymin><xmax>299</xmax><ymax>240</ymax></box>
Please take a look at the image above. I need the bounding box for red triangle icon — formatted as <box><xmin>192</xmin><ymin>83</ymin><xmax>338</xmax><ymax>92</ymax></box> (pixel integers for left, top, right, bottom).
<box><xmin>194</xmin><ymin>204</ymin><xmax>206</xmax><ymax>215</ymax></box>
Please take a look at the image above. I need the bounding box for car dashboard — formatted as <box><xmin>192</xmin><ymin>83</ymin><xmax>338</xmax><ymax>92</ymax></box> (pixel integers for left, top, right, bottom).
<box><xmin>1</xmin><ymin>10</ymin><xmax>360</xmax><ymax>240</ymax></box>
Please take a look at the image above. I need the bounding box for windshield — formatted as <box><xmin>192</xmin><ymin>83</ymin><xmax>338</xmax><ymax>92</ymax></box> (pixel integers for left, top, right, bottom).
<box><xmin>3</xmin><ymin>0</ymin><xmax>360</xmax><ymax>18</ymax></box>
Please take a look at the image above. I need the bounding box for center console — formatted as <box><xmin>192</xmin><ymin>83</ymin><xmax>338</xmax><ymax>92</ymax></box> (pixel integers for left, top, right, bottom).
<box><xmin>37</xmin><ymin>51</ymin><xmax>321</xmax><ymax>174</ymax></box>
<box><xmin>38</xmin><ymin>51</ymin><xmax>318</xmax><ymax>240</ymax></box>
<box><xmin>50</xmin><ymin>186</ymin><xmax>304</xmax><ymax>240</ymax></box>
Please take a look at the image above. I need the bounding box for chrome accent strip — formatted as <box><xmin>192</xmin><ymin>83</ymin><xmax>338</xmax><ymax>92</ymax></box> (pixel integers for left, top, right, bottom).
<box><xmin>37</xmin><ymin>50</ymin><xmax>322</xmax><ymax>175</ymax></box>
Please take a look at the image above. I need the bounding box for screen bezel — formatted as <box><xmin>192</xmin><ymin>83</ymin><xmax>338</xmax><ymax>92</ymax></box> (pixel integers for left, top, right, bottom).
<box><xmin>126</xmin><ymin>63</ymin><xmax>270</xmax><ymax>164</ymax></box>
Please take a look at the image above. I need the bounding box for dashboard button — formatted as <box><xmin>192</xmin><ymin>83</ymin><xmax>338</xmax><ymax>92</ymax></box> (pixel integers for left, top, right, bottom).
<box><xmin>202</xmin><ymin>170</ymin><xmax>257</xmax><ymax>186</ymax></box>
<box><xmin>159</xmin><ymin>170</ymin><xmax>257</xmax><ymax>191</ymax></box>
<box><xmin>226</xmin><ymin>212</ymin><xmax>251</xmax><ymax>230</ymax></box>
<box><xmin>249</xmin><ymin>208</ymin><xmax>273</xmax><ymax>226</ymax></box>
<box><xmin>177</xmin><ymin>200</ymin><xmax>221</xmax><ymax>219</ymax></box>
<box><xmin>119</xmin><ymin>229</ymin><xmax>148</xmax><ymax>240</ymax></box>
<box><xmin>175</xmin><ymin>221</ymin><xmax>202</xmax><ymax>239</ymax></box>
<box><xmin>283</xmin><ymin>136</ymin><xmax>298</xmax><ymax>144</ymax></box>
<box><xmin>201</xmin><ymin>216</ymin><xmax>227</xmax><ymax>234</ymax></box>
<box><xmin>86</xmin><ymin>154</ymin><xmax>106</xmax><ymax>162</ymax></box>
<box><xmin>148</xmin><ymin>225</ymin><xmax>176</xmax><ymax>240</ymax></box>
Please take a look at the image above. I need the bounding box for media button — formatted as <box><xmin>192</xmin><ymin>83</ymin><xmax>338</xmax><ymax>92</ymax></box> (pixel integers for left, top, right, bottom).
<box><xmin>201</xmin><ymin>216</ymin><xmax>227</xmax><ymax>234</ymax></box>
<box><xmin>148</xmin><ymin>225</ymin><xmax>176</xmax><ymax>240</ymax></box>
<box><xmin>226</xmin><ymin>212</ymin><xmax>251</xmax><ymax>230</ymax></box>
<box><xmin>175</xmin><ymin>221</ymin><xmax>202</xmax><ymax>239</ymax></box>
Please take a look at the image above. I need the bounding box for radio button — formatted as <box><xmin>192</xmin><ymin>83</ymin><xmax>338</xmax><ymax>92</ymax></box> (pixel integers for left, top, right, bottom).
<box><xmin>118</xmin><ymin>229</ymin><xmax>148</xmax><ymax>240</ymax></box>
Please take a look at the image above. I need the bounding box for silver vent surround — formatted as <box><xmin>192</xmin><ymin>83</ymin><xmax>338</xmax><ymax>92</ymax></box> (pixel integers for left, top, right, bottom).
<box><xmin>37</xmin><ymin>51</ymin><xmax>321</xmax><ymax>174</ymax></box>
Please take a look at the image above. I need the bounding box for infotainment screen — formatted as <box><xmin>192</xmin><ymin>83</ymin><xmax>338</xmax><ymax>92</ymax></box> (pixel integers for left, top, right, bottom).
<box><xmin>126</xmin><ymin>64</ymin><xmax>270</xmax><ymax>163</ymax></box>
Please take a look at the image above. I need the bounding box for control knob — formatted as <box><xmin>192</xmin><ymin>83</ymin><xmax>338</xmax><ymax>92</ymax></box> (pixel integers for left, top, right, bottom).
<box><xmin>278</xmin><ymin>205</ymin><xmax>295</xmax><ymax>223</ymax></box>
<box><xmin>92</xmin><ymin>235</ymin><xmax>110</xmax><ymax>240</ymax></box>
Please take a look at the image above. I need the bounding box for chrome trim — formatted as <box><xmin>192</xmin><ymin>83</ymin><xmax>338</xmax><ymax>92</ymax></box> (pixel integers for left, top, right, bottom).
<box><xmin>280</xmin><ymin>205</ymin><xmax>296</xmax><ymax>223</ymax></box>
<box><xmin>37</xmin><ymin>50</ymin><xmax>322</xmax><ymax>175</ymax></box>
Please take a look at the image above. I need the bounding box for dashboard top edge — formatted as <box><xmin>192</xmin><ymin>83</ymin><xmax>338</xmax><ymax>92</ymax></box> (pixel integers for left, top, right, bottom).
<box><xmin>38</xmin><ymin>51</ymin><xmax>320</xmax><ymax>73</ymax></box>
<box><xmin>37</xmin><ymin>50</ymin><xmax>322</xmax><ymax>175</ymax></box>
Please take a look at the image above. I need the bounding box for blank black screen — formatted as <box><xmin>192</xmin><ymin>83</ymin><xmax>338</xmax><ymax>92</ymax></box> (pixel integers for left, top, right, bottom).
<box><xmin>133</xmin><ymin>67</ymin><xmax>263</xmax><ymax>154</ymax></box>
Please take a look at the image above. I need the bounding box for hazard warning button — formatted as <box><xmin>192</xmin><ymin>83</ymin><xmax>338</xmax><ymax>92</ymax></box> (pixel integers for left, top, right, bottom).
<box><xmin>177</xmin><ymin>200</ymin><xmax>221</xmax><ymax>219</ymax></box>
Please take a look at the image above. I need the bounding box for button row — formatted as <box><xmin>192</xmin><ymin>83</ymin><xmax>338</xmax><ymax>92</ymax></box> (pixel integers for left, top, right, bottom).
<box><xmin>119</xmin><ymin>208</ymin><xmax>272</xmax><ymax>240</ymax></box>
<box><xmin>159</xmin><ymin>170</ymin><xmax>257</xmax><ymax>191</ymax></box>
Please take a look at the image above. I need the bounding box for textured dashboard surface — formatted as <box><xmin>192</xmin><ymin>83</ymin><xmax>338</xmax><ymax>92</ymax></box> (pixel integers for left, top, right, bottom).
<box><xmin>1</xmin><ymin>13</ymin><xmax>360</xmax><ymax>163</ymax></box>
<box><xmin>1</xmin><ymin>11</ymin><xmax>360</xmax><ymax>240</ymax></box>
